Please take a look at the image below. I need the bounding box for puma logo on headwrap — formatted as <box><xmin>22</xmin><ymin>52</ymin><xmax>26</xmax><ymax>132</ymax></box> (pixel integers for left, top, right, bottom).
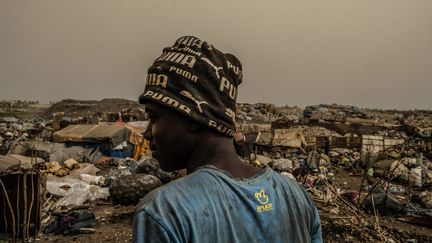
<box><xmin>180</xmin><ymin>91</ymin><xmax>208</xmax><ymax>114</ymax></box>
<box><xmin>156</xmin><ymin>51</ymin><xmax>197</xmax><ymax>68</ymax></box>
<box><xmin>225</xmin><ymin>108</ymin><xmax>236</xmax><ymax>123</ymax></box>
<box><xmin>227</xmin><ymin>60</ymin><xmax>243</xmax><ymax>79</ymax></box>
<box><xmin>201</xmin><ymin>57</ymin><xmax>223</xmax><ymax>79</ymax></box>
<box><xmin>175</xmin><ymin>36</ymin><xmax>213</xmax><ymax>51</ymax></box>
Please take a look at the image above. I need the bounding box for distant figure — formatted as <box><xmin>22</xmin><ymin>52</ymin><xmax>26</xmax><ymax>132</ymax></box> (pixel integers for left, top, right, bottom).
<box><xmin>133</xmin><ymin>36</ymin><xmax>322</xmax><ymax>243</ymax></box>
<box><xmin>117</xmin><ymin>112</ymin><xmax>123</xmax><ymax>123</ymax></box>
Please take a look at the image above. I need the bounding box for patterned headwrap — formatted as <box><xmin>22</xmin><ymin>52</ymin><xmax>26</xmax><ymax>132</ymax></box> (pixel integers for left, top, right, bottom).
<box><xmin>139</xmin><ymin>36</ymin><xmax>243</xmax><ymax>137</ymax></box>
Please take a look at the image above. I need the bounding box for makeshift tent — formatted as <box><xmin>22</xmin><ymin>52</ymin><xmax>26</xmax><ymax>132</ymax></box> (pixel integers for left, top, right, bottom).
<box><xmin>53</xmin><ymin>124</ymin><xmax>148</xmax><ymax>158</ymax></box>
<box><xmin>53</xmin><ymin>124</ymin><xmax>133</xmax><ymax>147</ymax></box>
<box><xmin>0</xmin><ymin>155</ymin><xmax>44</xmax><ymax>241</ymax></box>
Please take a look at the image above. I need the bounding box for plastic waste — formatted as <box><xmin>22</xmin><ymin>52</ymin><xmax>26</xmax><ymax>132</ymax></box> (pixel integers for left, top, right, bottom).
<box><xmin>47</xmin><ymin>177</ymin><xmax>110</xmax><ymax>208</ymax></box>
<box><xmin>272</xmin><ymin>158</ymin><xmax>293</xmax><ymax>172</ymax></box>
<box><xmin>70</xmin><ymin>163</ymin><xmax>99</xmax><ymax>177</ymax></box>
<box><xmin>410</xmin><ymin>167</ymin><xmax>423</xmax><ymax>188</ymax></box>
<box><xmin>79</xmin><ymin>174</ymin><xmax>106</xmax><ymax>186</ymax></box>
<box><xmin>367</xmin><ymin>168</ymin><xmax>374</xmax><ymax>177</ymax></box>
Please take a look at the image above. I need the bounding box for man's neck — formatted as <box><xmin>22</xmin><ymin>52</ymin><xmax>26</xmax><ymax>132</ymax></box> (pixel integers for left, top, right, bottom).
<box><xmin>186</xmin><ymin>133</ymin><xmax>261</xmax><ymax>178</ymax></box>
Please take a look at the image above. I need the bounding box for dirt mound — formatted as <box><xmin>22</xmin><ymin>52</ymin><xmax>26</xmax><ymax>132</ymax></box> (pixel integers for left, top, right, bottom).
<box><xmin>42</xmin><ymin>98</ymin><xmax>145</xmax><ymax>118</ymax></box>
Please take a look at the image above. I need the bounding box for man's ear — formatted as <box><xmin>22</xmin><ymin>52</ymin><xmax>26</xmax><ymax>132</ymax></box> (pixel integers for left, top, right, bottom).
<box><xmin>187</xmin><ymin>118</ymin><xmax>201</xmax><ymax>132</ymax></box>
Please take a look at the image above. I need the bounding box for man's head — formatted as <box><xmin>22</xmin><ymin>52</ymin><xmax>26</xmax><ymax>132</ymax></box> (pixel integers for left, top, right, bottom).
<box><xmin>140</xmin><ymin>36</ymin><xmax>243</xmax><ymax>171</ymax></box>
<box><xmin>143</xmin><ymin>102</ymin><xmax>199</xmax><ymax>171</ymax></box>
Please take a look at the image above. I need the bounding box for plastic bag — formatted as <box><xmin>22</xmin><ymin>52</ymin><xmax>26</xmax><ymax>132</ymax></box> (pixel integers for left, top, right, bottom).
<box><xmin>47</xmin><ymin>176</ymin><xmax>110</xmax><ymax>208</ymax></box>
<box><xmin>79</xmin><ymin>174</ymin><xmax>106</xmax><ymax>186</ymax></box>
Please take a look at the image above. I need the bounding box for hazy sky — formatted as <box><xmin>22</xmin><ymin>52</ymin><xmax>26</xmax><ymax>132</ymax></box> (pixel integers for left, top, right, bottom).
<box><xmin>1</xmin><ymin>0</ymin><xmax>431</xmax><ymax>109</ymax></box>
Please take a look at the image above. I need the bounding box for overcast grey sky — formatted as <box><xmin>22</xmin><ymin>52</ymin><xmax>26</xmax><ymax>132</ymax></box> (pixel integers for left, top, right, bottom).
<box><xmin>1</xmin><ymin>0</ymin><xmax>431</xmax><ymax>109</ymax></box>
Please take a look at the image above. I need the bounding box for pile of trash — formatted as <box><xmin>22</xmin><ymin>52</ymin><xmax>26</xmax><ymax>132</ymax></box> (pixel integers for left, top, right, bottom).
<box><xmin>41</xmin><ymin>155</ymin><xmax>171</xmax><ymax>236</ymax></box>
<box><xmin>302</xmin><ymin>126</ymin><xmax>342</xmax><ymax>138</ymax></box>
<box><xmin>243</xmin><ymin>134</ymin><xmax>432</xmax><ymax>242</ymax></box>
<box><xmin>236</xmin><ymin>103</ymin><xmax>302</xmax><ymax>123</ymax></box>
<box><xmin>107</xmin><ymin>156</ymin><xmax>171</xmax><ymax>205</ymax></box>
<box><xmin>42</xmin><ymin>98</ymin><xmax>146</xmax><ymax>122</ymax></box>
<box><xmin>2</xmin><ymin>100</ymin><xmax>432</xmax><ymax>241</ymax></box>
<box><xmin>304</xmin><ymin>104</ymin><xmax>373</xmax><ymax>120</ymax></box>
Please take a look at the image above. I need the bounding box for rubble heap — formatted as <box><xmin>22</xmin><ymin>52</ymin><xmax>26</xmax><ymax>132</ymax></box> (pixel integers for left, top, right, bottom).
<box><xmin>0</xmin><ymin>101</ymin><xmax>431</xmax><ymax>242</ymax></box>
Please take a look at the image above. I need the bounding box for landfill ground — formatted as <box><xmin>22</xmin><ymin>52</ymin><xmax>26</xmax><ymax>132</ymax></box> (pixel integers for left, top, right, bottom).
<box><xmin>38</xmin><ymin>167</ymin><xmax>432</xmax><ymax>243</ymax></box>
<box><xmin>1</xmin><ymin>99</ymin><xmax>432</xmax><ymax>242</ymax></box>
<box><xmin>317</xmin><ymin>167</ymin><xmax>432</xmax><ymax>242</ymax></box>
<box><xmin>40</xmin><ymin>203</ymin><xmax>135</xmax><ymax>243</ymax></box>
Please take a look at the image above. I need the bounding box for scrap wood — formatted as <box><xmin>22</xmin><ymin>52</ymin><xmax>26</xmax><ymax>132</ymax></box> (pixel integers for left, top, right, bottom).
<box><xmin>42</xmin><ymin>194</ymin><xmax>53</xmax><ymax>209</ymax></box>
<box><xmin>80</xmin><ymin>228</ymin><xmax>96</xmax><ymax>234</ymax></box>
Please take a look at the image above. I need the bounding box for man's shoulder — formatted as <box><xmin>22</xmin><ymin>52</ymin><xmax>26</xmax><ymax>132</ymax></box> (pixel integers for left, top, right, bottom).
<box><xmin>136</xmin><ymin>170</ymin><xmax>214</xmax><ymax>212</ymax></box>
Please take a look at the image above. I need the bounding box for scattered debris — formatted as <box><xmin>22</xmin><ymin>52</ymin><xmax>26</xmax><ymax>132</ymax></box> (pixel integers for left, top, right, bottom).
<box><xmin>1</xmin><ymin>100</ymin><xmax>432</xmax><ymax>241</ymax></box>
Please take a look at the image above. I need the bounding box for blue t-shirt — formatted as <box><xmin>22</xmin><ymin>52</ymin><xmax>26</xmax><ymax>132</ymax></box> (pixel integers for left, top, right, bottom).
<box><xmin>133</xmin><ymin>165</ymin><xmax>322</xmax><ymax>243</ymax></box>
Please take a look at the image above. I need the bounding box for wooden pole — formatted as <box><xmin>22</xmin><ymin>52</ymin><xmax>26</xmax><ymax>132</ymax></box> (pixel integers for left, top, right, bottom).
<box><xmin>16</xmin><ymin>174</ymin><xmax>20</xmax><ymax>238</ymax></box>
<box><xmin>23</xmin><ymin>172</ymin><xmax>27</xmax><ymax>242</ymax></box>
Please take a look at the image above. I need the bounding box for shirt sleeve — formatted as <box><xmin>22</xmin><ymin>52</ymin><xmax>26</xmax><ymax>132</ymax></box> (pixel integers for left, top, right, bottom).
<box><xmin>310</xmin><ymin>206</ymin><xmax>323</xmax><ymax>243</ymax></box>
<box><xmin>133</xmin><ymin>210</ymin><xmax>174</xmax><ymax>243</ymax></box>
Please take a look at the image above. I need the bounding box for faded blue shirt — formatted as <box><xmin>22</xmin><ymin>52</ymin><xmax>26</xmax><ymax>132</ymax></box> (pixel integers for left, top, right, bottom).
<box><xmin>133</xmin><ymin>165</ymin><xmax>322</xmax><ymax>243</ymax></box>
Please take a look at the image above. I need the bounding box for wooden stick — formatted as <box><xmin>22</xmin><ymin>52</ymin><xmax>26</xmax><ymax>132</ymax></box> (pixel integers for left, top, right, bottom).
<box><xmin>16</xmin><ymin>174</ymin><xmax>20</xmax><ymax>238</ymax></box>
<box><xmin>23</xmin><ymin>172</ymin><xmax>27</xmax><ymax>241</ymax></box>
<box><xmin>26</xmin><ymin>152</ymin><xmax>36</xmax><ymax>239</ymax></box>
<box><xmin>37</xmin><ymin>171</ymin><xmax>43</xmax><ymax>237</ymax></box>
<box><xmin>27</xmin><ymin>172</ymin><xmax>35</xmax><ymax>239</ymax></box>
<box><xmin>370</xmin><ymin>194</ymin><xmax>383</xmax><ymax>239</ymax></box>
<box><xmin>42</xmin><ymin>194</ymin><xmax>53</xmax><ymax>209</ymax></box>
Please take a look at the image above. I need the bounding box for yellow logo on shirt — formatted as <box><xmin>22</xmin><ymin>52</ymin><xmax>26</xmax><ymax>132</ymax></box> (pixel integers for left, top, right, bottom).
<box><xmin>255</xmin><ymin>189</ymin><xmax>273</xmax><ymax>212</ymax></box>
